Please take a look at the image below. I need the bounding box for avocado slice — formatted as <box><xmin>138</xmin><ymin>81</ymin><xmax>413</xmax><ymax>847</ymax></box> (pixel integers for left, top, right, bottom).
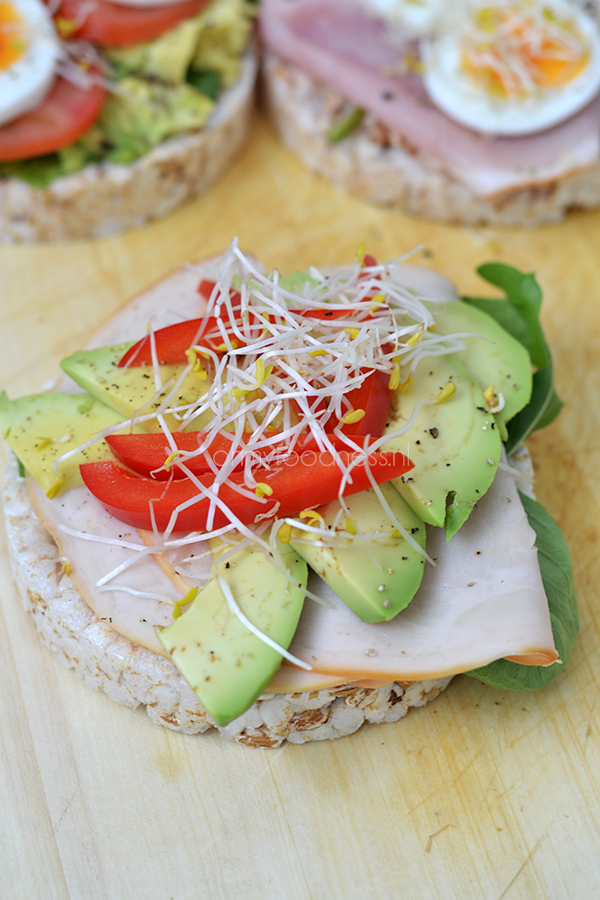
<box><xmin>383</xmin><ymin>353</ymin><xmax>502</xmax><ymax>538</ymax></box>
<box><xmin>157</xmin><ymin>537</ymin><xmax>308</xmax><ymax>726</ymax></box>
<box><xmin>60</xmin><ymin>343</ymin><xmax>213</xmax><ymax>433</ymax></box>
<box><xmin>0</xmin><ymin>391</ymin><xmax>130</xmax><ymax>497</ymax></box>
<box><xmin>429</xmin><ymin>300</ymin><xmax>533</xmax><ymax>435</ymax></box>
<box><xmin>290</xmin><ymin>484</ymin><xmax>426</xmax><ymax>622</ymax></box>
<box><xmin>191</xmin><ymin>0</ymin><xmax>256</xmax><ymax>88</ymax></box>
<box><xmin>104</xmin><ymin>16</ymin><xmax>206</xmax><ymax>85</ymax></box>
<box><xmin>278</xmin><ymin>271</ymin><xmax>320</xmax><ymax>294</ymax></box>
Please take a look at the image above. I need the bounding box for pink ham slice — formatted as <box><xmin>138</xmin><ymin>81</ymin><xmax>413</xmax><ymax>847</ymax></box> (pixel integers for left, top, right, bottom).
<box><xmin>260</xmin><ymin>0</ymin><xmax>600</xmax><ymax>197</ymax></box>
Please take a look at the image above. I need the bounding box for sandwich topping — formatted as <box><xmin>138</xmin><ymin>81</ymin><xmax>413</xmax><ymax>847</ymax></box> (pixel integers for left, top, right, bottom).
<box><xmin>421</xmin><ymin>0</ymin><xmax>600</xmax><ymax>136</ymax></box>
<box><xmin>0</xmin><ymin>242</ymin><xmax>577</xmax><ymax>726</ymax></box>
<box><xmin>260</xmin><ymin>0</ymin><xmax>600</xmax><ymax>198</ymax></box>
<box><xmin>0</xmin><ymin>0</ymin><xmax>256</xmax><ymax>186</ymax></box>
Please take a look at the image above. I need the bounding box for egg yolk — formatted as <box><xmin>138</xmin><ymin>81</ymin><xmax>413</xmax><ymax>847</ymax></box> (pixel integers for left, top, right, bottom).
<box><xmin>0</xmin><ymin>1</ymin><xmax>26</xmax><ymax>73</ymax></box>
<box><xmin>461</xmin><ymin>5</ymin><xmax>590</xmax><ymax>99</ymax></box>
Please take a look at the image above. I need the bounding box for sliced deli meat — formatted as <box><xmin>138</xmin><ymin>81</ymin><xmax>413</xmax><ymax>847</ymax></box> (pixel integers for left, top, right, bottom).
<box><xmin>28</xmin><ymin>254</ymin><xmax>558</xmax><ymax>687</ymax></box>
<box><xmin>28</xmin><ymin>452</ymin><xmax>558</xmax><ymax>689</ymax></box>
<box><xmin>2</xmin><ymin>246</ymin><xmax>572</xmax><ymax>740</ymax></box>
<box><xmin>283</xmin><ymin>461</ymin><xmax>558</xmax><ymax>686</ymax></box>
<box><xmin>260</xmin><ymin>0</ymin><xmax>600</xmax><ymax>198</ymax></box>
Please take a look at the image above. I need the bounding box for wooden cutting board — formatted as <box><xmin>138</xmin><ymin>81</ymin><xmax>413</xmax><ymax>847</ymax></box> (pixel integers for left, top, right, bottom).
<box><xmin>1</xmin><ymin>113</ymin><xmax>599</xmax><ymax>900</ymax></box>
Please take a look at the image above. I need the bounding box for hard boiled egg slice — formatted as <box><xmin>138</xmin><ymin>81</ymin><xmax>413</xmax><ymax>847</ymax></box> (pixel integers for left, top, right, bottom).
<box><xmin>421</xmin><ymin>0</ymin><xmax>600</xmax><ymax>136</ymax></box>
<box><xmin>0</xmin><ymin>0</ymin><xmax>60</xmax><ymax>128</ymax></box>
<box><xmin>362</xmin><ymin>0</ymin><xmax>444</xmax><ymax>34</ymax></box>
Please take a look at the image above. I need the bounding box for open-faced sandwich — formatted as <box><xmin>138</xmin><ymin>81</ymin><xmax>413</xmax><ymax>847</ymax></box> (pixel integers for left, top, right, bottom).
<box><xmin>0</xmin><ymin>242</ymin><xmax>577</xmax><ymax>747</ymax></box>
<box><xmin>0</xmin><ymin>0</ymin><xmax>257</xmax><ymax>242</ymax></box>
<box><xmin>260</xmin><ymin>0</ymin><xmax>600</xmax><ymax>226</ymax></box>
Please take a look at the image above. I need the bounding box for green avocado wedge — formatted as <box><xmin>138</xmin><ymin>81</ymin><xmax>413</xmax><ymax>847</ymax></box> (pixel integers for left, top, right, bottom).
<box><xmin>60</xmin><ymin>343</ymin><xmax>213</xmax><ymax>433</ymax></box>
<box><xmin>157</xmin><ymin>537</ymin><xmax>308</xmax><ymax>727</ymax></box>
<box><xmin>0</xmin><ymin>391</ymin><xmax>132</xmax><ymax>497</ymax></box>
<box><xmin>290</xmin><ymin>484</ymin><xmax>426</xmax><ymax>623</ymax></box>
<box><xmin>461</xmin><ymin>264</ymin><xmax>563</xmax><ymax>454</ymax></box>
<box><xmin>429</xmin><ymin>299</ymin><xmax>533</xmax><ymax>437</ymax></box>
<box><xmin>383</xmin><ymin>353</ymin><xmax>502</xmax><ymax>539</ymax></box>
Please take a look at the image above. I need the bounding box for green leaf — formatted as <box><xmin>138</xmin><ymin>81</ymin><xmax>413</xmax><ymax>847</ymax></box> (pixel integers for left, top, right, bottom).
<box><xmin>504</xmin><ymin>364</ymin><xmax>563</xmax><ymax>454</ymax></box>
<box><xmin>464</xmin><ymin>264</ymin><xmax>548</xmax><ymax>368</ymax></box>
<box><xmin>326</xmin><ymin>107</ymin><xmax>365</xmax><ymax>142</ymax></box>
<box><xmin>465</xmin><ymin>491</ymin><xmax>578</xmax><ymax>691</ymax></box>
<box><xmin>186</xmin><ymin>68</ymin><xmax>221</xmax><ymax>101</ymax></box>
<box><xmin>462</xmin><ymin>263</ymin><xmax>562</xmax><ymax>449</ymax></box>
<box><xmin>0</xmin><ymin>154</ymin><xmax>66</xmax><ymax>189</ymax></box>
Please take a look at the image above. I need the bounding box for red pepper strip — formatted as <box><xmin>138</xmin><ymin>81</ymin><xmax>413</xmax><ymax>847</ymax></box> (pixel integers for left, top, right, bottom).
<box><xmin>80</xmin><ymin>452</ymin><xmax>413</xmax><ymax>532</ymax></box>
<box><xmin>197</xmin><ymin>279</ymin><xmax>216</xmax><ymax>299</ymax></box>
<box><xmin>105</xmin><ymin>432</ymin><xmax>379</xmax><ymax>480</ymax></box>
<box><xmin>118</xmin><ymin>318</ymin><xmax>226</xmax><ymax>367</ymax></box>
<box><xmin>359</xmin><ymin>253</ymin><xmax>379</xmax><ymax>279</ymax></box>
<box><xmin>337</xmin><ymin>367</ymin><xmax>393</xmax><ymax>438</ymax></box>
<box><xmin>197</xmin><ymin>280</ymin><xmax>242</xmax><ymax>311</ymax></box>
<box><xmin>295</xmin><ymin>364</ymin><xmax>392</xmax><ymax>438</ymax></box>
<box><xmin>297</xmin><ymin>308</ymin><xmax>358</xmax><ymax>321</ymax></box>
<box><xmin>118</xmin><ymin>286</ymin><xmax>248</xmax><ymax>367</ymax></box>
<box><xmin>117</xmin><ymin>310</ymin><xmax>250</xmax><ymax>367</ymax></box>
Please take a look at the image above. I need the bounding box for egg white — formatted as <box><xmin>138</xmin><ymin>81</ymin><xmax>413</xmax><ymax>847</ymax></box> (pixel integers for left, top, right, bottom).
<box><xmin>0</xmin><ymin>0</ymin><xmax>61</xmax><ymax>128</ymax></box>
<box><xmin>420</xmin><ymin>0</ymin><xmax>600</xmax><ymax>136</ymax></box>
<box><xmin>361</xmin><ymin>0</ymin><xmax>444</xmax><ymax>34</ymax></box>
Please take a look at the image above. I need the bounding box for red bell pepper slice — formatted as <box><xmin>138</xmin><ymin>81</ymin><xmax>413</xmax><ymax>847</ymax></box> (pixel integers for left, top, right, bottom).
<box><xmin>197</xmin><ymin>280</ymin><xmax>217</xmax><ymax>299</ymax></box>
<box><xmin>196</xmin><ymin>281</ymin><xmax>242</xmax><ymax>311</ymax></box>
<box><xmin>118</xmin><ymin>288</ymin><xmax>246</xmax><ymax>367</ymax></box>
<box><xmin>293</xmin><ymin>364</ymin><xmax>392</xmax><ymax>440</ymax></box>
<box><xmin>79</xmin><ymin>451</ymin><xmax>413</xmax><ymax>532</ymax></box>
<box><xmin>105</xmin><ymin>432</ymin><xmax>380</xmax><ymax>480</ymax></box>
<box><xmin>298</xmin><ymin>308</ymin><xmax>356</xmax><ymax>321</ymax></box>
<box><xmin>337</xmin><ymin>367</ymin><xmax>392</xmax><ymax>439</ymax></box>
<box><xmin>118</xmin><ymin>318</ymin><xmax>229</xmax><ymax>367</ymax></box>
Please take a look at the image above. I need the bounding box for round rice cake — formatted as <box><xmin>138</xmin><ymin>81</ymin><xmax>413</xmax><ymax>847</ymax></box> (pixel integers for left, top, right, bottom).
<box><xmin>262</xmin><ymin>52</ymin><xmax>600</xmax><ymax>228</ymax></box>
<box><xmin>2</xmin><ymin>454</ymin><xmax>452</xmax><ymax>747</ymax></box>
<box><xmin>0</xmin><ymin>46</ymin><xmax>257</xmax><ymax>244</ymax></box>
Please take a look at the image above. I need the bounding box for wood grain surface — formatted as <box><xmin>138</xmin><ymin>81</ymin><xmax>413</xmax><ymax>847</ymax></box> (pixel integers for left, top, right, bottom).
<box><xmin>1</xmin><ymin>112</ymin><xmax>600</xmax><ymax>900</ymax></box>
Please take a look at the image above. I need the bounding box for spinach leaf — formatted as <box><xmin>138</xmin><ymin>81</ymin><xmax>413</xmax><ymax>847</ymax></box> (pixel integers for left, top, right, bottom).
<box><xmin>503</xmin><ymin>363</ymin><xmax>563</xmax><ymax>454</ymax></box>
<box><xmin>465</xmin><ymin>491</ymin><xmax>578</xmax><ymax>691</ymax></box>
<box><xmin>462</xmin><ymin>263</ymin><xmax>562</xmax><ymax>452</ymax></box>
<box><xmin>0</xmin><ymin>154</ymin><xmax>66</xmax><ymax>189</ymax></box>
<box><xmin>186</xmin><ymin>68</ymin><xmax>221</xmax><ymax>101</ymax></box>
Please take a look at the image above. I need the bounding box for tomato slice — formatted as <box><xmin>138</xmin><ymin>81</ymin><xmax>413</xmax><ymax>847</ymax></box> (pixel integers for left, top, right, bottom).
<box><xmin>54</xmin><ymin>0</ymin><xmax>211</xmax><ymax>47</ymax></box>
<box><xmin>80</xmin><ymin>451</ymin><xmax>413</xmax><ymax>531</ymax></box>
<box><xmin>105</xmin><ymin>432</ymin><xmax>380</xmax><ymax>479</ymax></box>
<box><xmin>0</xmin><ymin>75</ymin><xmax>106</xmax><ymax>162</ymax></box>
